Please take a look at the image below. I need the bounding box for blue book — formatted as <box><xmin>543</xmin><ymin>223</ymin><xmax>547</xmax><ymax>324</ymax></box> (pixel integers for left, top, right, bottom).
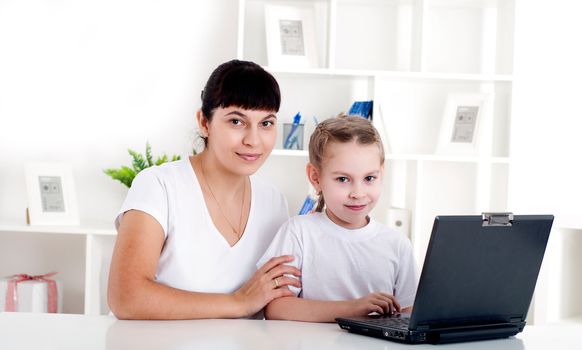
<box><xmin>348</xmin><ymin>100</ymin><xmax>373</xmax><ymax>120</ymax></box>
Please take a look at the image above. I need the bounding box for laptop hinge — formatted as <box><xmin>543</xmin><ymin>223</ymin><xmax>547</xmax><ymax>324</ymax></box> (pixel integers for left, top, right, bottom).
<box><xmin>482</xmin><ymin>212</ymin><xmax>513</xmax><ymax>227</ymax></box>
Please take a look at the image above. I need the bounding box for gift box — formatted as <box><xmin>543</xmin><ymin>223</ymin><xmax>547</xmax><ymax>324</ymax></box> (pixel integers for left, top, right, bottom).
<box><xmin>0</xmin><ymin>273</ymin><xmax>63</xmax><ymax>313</ymax></box>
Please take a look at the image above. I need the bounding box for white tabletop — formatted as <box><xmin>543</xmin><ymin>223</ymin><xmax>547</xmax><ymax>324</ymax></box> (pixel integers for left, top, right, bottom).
<box><xmin>1</xmin><ymin>312</ymin><xmax>581</xmax><ymax>350</ymax></box>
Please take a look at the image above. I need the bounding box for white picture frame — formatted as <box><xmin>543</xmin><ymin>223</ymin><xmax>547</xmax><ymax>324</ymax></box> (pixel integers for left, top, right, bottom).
<box><xmin>264</xmin><ymin>3</ymin><xmax>318</xmax><ymax>69</ymax></box>
<box><xmin>436</xmin><ymin>93</ymin><xmax>494</xmax><ymax>156</ymax></box>
<box><xmin>25</xmin><ymin>163</ymin><xmax>80</xmax><ymax>226</ymax></box>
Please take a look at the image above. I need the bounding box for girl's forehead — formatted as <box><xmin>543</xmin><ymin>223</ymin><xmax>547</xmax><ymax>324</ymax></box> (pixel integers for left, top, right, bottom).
<box><xmin>324</xmin><ymin>140</ymin><xmax>380</xmax><ymax>156</ymax></box>
<box><xmin>322</xmin><ymin>141</ymin><xmax>382</xmax><ymax>166</ymax></box>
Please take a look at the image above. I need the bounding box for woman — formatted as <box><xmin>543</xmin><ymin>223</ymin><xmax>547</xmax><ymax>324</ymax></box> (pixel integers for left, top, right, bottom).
<box><xmin>108</xmin><ymin>60</ymin><xmax>301</xmax><ymax>320</ymax></box>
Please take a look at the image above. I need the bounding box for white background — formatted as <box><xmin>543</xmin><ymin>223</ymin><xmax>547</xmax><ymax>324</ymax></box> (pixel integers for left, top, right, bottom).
<box><xmin>0</xmin><ymin>0</ymin><xmax>238</xmax><ymax>224</ymax></box>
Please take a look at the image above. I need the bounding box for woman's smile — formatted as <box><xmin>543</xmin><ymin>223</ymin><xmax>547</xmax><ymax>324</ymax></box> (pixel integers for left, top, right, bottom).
<box><xmin>236</xmin><ymin>152</ymin><xmax>262</xmax><ymax>161</ymax></box>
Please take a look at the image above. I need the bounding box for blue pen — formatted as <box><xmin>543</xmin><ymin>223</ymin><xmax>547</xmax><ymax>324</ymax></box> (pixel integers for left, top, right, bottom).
<box><xmin>284</xmin><ymin>112</ymin><xmax>302</xmax><ymax>149</ymax></box>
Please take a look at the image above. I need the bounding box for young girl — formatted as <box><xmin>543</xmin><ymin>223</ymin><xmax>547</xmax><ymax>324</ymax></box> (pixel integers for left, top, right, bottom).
<box><xmin>257</xmin><ymin>115</ymin><xmax>418</xmax><ymax>322</ymax></box>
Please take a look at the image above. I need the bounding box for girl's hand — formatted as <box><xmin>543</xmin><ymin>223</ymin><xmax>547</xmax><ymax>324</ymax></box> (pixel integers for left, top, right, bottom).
<box><xmin>232</xmin><ymin>255</ymin><xmax>301</xmax><ymax>317</ymax></box>
<box><xmin>347</xmin><ymin>292</ymin><xmax>401</xmax><ymax>317</ymax></box>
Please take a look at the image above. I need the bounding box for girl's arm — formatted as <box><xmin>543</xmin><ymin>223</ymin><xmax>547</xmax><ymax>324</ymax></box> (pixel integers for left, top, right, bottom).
<box><xmin>107</xmin><ymin>210</ymin><xmax>301</xmax><ymax>320</ymax></box>
<box><xmin>265</xmin><ymin>292</ymin><xmax>402</xmax><ymax>323</ymax></box>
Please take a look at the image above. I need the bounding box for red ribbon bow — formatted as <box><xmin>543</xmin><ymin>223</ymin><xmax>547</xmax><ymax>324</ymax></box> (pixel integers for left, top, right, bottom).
<box><xmin>4</xmin><ymin>272</ymin><xmax>58</xmax><ymax>313</ymax></box>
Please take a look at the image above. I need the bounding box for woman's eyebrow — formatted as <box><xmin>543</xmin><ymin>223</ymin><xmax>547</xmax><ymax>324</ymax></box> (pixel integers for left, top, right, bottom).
<box><xmin>224</xmin><ymin>110</ymin><xmax>247</xmax><ymax>118</ymax></box>
<box><xmin>224</xmin><ymin>110</ymin><xmax>277</xmax><ymax>120</ymax></box>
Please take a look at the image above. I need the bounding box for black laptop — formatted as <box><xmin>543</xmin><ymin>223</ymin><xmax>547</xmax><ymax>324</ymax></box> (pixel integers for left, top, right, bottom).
<box><xmin>336</xmin><ymin>213</ymin><xmax>553</xmax><ymax>344</ymax></box>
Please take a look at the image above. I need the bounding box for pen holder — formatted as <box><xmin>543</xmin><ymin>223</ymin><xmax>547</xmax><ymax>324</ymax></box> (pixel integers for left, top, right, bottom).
<box><xmin>283</xmin><ymin>123</ymin><xmax>304</xmax><ymax>150</ymax></box>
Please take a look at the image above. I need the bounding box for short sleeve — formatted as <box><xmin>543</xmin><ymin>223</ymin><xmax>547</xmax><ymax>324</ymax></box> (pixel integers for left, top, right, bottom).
<box><xmin>114</xmin><ymin>167</ymin><xmax>169</xmax><ymax>237</ymax></box>
<box><xmin>256</xmin><ymin>219</ymin><xmax>303</xmax><ymax>296</ymax></box>
<box><xmin>394</xmin><ymin>237</ymin><xmax>419</xmax><ymax>308</ymax></box>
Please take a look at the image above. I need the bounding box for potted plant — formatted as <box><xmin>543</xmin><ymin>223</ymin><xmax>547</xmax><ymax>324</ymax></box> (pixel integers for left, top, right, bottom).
<box><xmin>104</xmin><ymin>142</ymin><xmax>182</xmax><ymax>188</ymax></box>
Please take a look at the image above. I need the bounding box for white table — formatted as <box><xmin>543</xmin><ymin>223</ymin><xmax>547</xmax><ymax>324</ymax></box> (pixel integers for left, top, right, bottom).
<box><xmin>1</xmin><ymin>312</ymin><xmax>581</xmax><ymax>349</ymax></box>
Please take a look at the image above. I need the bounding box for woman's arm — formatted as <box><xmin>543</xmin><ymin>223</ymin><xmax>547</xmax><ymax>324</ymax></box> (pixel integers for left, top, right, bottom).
<box><xmin>107</xmin><ymin>210</ymin><xmax>301</xmax><ymax>320</ymax></box>
<box><xmin>264</xmin><ymin>292</ymin><xmax>402</xmax><ymax>323</ymax></box>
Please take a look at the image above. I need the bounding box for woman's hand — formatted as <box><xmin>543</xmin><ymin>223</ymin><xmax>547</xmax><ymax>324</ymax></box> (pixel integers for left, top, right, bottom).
<box><xmin>232</xmin><ymin>255</ymin><xmax>301</xmax><ymax>317</ymax></box>
<box><xmin>347</xmin><ymin>292</ymin><xmax>401</xmax><ymax>317</ymax></box>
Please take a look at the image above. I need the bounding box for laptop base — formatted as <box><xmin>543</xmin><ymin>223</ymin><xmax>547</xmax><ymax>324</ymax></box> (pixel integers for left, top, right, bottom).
<box><xmin>337</xmin><ymin>317</ymin><xmax>524</xmax><ymax>344</ymax></box>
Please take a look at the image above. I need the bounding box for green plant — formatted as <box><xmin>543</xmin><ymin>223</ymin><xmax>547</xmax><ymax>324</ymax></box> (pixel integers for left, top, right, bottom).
<box><xmin>104</xmin><ymin>142</ymin><xmax>182</xmax><ymax>188</ymax></box>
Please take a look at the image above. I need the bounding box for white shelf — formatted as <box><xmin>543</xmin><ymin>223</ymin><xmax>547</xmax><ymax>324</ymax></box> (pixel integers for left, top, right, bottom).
<box><xmin>374</xmin><ymin>71</ymin><xmax>513</xmax><ymax>82</ymax></box>
<box><xmin>266</xmin><ymin>66</ymin><xmax>513</xmax><ymax>82</ymax></box>
<box><xmin>271</xmin><ymin>149</ymin><xmax>309</xmax><ymax>157</ymax></box>
<box><xmin>0</xmin><ymin>222</ymin><xmax>116</xmax><ymax>236</ymax></box>
<box><xmin>269</xmin><ymin>150</ymin><xmax>511</xmax><ymax>164</ymax></box>
<box><xmin>387</xmin><ymin>154</ymin><xmax>511</xmax><ymax>164</ymax></box>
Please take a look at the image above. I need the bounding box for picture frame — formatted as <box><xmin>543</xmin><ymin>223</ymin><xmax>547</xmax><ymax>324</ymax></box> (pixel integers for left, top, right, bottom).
<box><xmin>436</xmin><ymin>93</ymin><xmax>494</xmax><ymax>156</ymax></box>
<box><xmin>25</xmin><ymin>163</ymin><xmax>80</xmax><ymax>226</ymax></box>
<box><xmin>264</xmin><ymin>3</ymin><xmax>318</xmax><ymax>68</ymax></box>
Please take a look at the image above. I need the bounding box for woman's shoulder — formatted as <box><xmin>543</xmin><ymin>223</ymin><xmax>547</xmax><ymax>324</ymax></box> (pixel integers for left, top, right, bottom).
<box><xmin>133</xmin><ymin>159</ymin><xmax>191</xmax><ymax>184</ymax></box>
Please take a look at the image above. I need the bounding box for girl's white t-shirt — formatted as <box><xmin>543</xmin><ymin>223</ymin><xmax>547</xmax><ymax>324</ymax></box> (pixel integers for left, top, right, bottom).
<box><xmin>115</xmin><ymin>159</ymin><xmax>289</xmax><ymax>295</ymax></box>
<box><xmin>258</xmin><ymin>211</ymin><xmax>419</xmax><ymax>308</ymax></box>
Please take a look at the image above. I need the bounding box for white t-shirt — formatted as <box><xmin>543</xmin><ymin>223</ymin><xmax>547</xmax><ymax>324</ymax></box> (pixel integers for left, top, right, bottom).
<box><xmin>257</xmin><ymin>211</ymin><xmax>418</xmax><ymax>308</ymax></box>
<box><xmin>115</xmin><ymin>159</ymin><xmax>289</xmax><ymax>295</ymax></box>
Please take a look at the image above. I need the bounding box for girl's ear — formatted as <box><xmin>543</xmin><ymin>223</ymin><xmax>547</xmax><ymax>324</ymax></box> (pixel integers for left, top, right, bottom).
<box><xmin>196</xmin><ymin>110</ymin><xmax>209</xmax><ymax>138</ymax></box>
<box><xmin>306</xmin><ymin>163</ymin><xmax>321</xmax><ymax>193</ymax></box>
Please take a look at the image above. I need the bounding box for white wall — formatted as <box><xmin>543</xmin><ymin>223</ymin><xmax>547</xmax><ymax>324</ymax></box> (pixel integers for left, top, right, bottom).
<box><xmin>511</xmin><ymin>0</ymin><xmax>582</xmax><ymax>324</ymax></box>
<box><xmin>0</xmin><ymin>0</ymin><xmax>238</xmax><ymax>224</ymax></box>
<box><xmin>510</xmin><ymin>0</ymin><xmax>582</xmax><ymax>226</ymax></box>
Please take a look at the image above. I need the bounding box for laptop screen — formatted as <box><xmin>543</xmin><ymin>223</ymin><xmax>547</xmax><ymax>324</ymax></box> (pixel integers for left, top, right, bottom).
<box><xmin>409</xmin><ymin>215</ymin><xmax>553</xmax><ymax>330</ymax></box>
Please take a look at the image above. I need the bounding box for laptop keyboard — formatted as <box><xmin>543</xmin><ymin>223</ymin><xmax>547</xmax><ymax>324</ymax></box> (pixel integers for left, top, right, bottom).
<box><xmin>364</xmin><ymin>317</ymin><xmax>410</xmax><ymax>330</ymax></box>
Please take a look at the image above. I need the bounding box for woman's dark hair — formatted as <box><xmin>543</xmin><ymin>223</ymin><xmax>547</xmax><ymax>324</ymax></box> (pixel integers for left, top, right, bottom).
<box><xmin>201</xmin><ymin>59</ymin><xmax>281</xmax><ymax>120</ymax></box>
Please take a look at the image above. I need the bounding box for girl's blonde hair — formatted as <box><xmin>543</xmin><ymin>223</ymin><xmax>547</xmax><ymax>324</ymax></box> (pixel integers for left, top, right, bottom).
<box><xmin>308</xmin><ymin>114</ymin><xmax>385</xmax><ymax>212</ymax></box>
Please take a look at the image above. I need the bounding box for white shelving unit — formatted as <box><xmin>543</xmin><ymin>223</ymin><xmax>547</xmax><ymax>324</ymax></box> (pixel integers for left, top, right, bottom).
<box><xmin>242</xmin><ymin>0</ymin><xmax>515</xmax><ymax>263</ymax></box>
<box><xmin>0</xmin><ymin>223</ymin><xmax>116</xmax><ymax>316</ymax></box>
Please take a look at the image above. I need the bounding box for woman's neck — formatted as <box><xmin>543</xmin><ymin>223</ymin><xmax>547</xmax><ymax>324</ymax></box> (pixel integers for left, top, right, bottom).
<box><xmin>191</xmin><ymin>152</ymin><xmax>247</xmax><ymax>196</ymax></box>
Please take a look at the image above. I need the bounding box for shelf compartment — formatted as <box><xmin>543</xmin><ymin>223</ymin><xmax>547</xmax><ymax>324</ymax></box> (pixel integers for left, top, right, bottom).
<box><xmin>374</xmin><ymin>78</ymin><xmax>511</xmax><ymax>156</ymax></box>
<box><xmin>334</xmin><ymin>0</ymin><xmax>419</xmax><ymax>71</ymax></box>
<box><xmin>422</xmin><ymin>0</ymin><xmax>515</xmax><ymax>75</ymax></box>
<box><xmin>273</xmin><ymin>73</ymin><xmax>374</xmax><ymax>149</ymax></box>
<box><xmin>241</xmin><ymin>0</ymin><xmax>330</xmax><ymax>68</ymax></box>
<box><xmin>0</xmin><ymin>223</ymin><xmax>117</xmax><ymax>315</ymax></box>
<box><xmin>0</xmin><ymin>232</ymin><xmax>86</xmax><ymax>314</ymax></box>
